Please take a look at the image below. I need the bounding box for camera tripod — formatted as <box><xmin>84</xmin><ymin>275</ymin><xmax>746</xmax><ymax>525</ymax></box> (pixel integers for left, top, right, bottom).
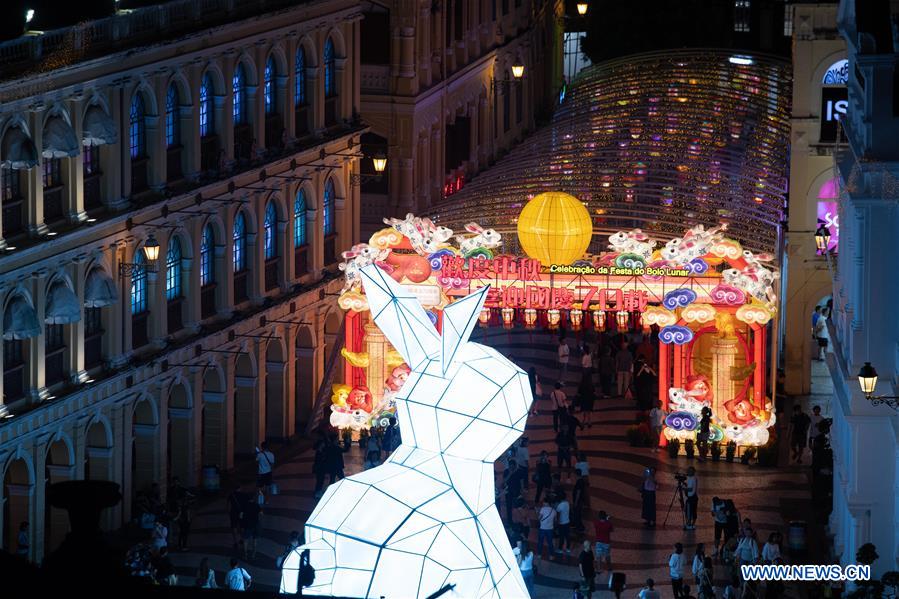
<box><xmin>663</xmin><ymin>479</ymin><xmax>687</xmax><ymax>528</ymax></box>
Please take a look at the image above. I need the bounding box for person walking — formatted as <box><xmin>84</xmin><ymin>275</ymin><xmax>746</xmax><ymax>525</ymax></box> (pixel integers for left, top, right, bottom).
<box><xmin>788</xmin><ymin>405</ymin><xmax>812</xmax><ymax>464</ymax></box>
<box><xmin>809</xmin><ymin>405</ymin><xmax>825</xmax><ymax>448</ymax></box>
<box><xmin>578</xmin><ymin>374</ymin><xmax>596</xmax><ymax>426</ymax></box>
<box><xmin>197</xmin><ymin>557</ymin><xmax>218</xmax><ymax>588</ymax></box>
<box><xmin>669</xmin><ymin>543</ymin><xmax>687</xmax><ymax>599</ymax></box>
<box><xmin>516</xmin><ymin>540</ymin><xmax>536</xmax><ymax>595</ymax></box>
<box><xmin>241</xmin><ymin>494</ymin><xmax>261</xmax><ymax>559</ymax></box>
<box><xmin>534</xmin><ymin>451</ymin><xmax>553</xmax><ymax>504</ymax></box>
<box><xmin>599</xmin><ymin>346</ymin><xmax>616</xmax><ymax>397</ymax></box>
<box><xmin>227</xmin><ymin>486</ymin><xmax>246</xmax><ymax>548</ymax></box>
<box><xmin>225</xmin><ymin>558</ymin><xmax>252</xmax><ymax>591</ymax></box>
<box><xmin>558</xmin><ymin>338</ymin><xmax>571</xmax><ymax>382</ymax></box>
<box><xmin>555</xmin><ymin>492</ymin><xmax>572</xmax><ymax>556</ymax></box>
<box><xmin>615</xmin><ymin>344</ymin><xmax>634</xmax><ymax>397</ymax></box>
<box><xmin>556</xmin><ymin>424</ymin><xmax>575</xmax><ymax>476</ymax></box>
<box><xmin>572</xmin><ymin>471</ymin><xmax>589</xmax><ymax>532</ymax></box>
<box><xmin>536</xmin><ymin>497</ymin><xmax>557</xmax><ymax>561</ymax></box>
<box><xmin>814</xmin><ymin>311</ymin><xmax>828</xmax><ymax>360</ymax></box>
<box><xmin>176</xmin><ymin>498</ymin><xmax>192</xmax><ymax>551</ymax></box>
<box><xmin>641</xmin><ymin>467</ymin><xmax>658</xmax><ymax>527</ymax></box>
<box><xmin>593</xmin><ymin>510</ymin><xmax>613</xmax><ymax>578</ymax></box>
<box><xmin>685</xmin><ymin>467</ymin><xmax>699</xmax><ymax>530</ymax></box>
<box><xmin>811</xmin><ymin>305</ymin><xmax>821</xmax><ymax>338</ymax></box>
<box><xmin>578</xmin><ymin>539</ymin><xmax>597</xmax><ymax>598</ymax></box>
<box><xmin>550</xmin><ymin>382</ymin><xmax>570</xmax><ymax>433</ymax></box>
<box><xmin>255</xmin><ymin>441</ymin><xmax>275</xmax><ymax>492</ymax></box>
<box><xmin>711</xmin><ymin>496</ymin><xmax>729</xmax><ymax>558</ymax></box>
<box><xmin>649</xmin><ymin>400</ymin><xmax>667</xmax><ymax>453</ymax></box>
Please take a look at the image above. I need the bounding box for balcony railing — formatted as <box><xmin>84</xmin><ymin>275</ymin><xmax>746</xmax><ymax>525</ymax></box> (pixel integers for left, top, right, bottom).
<box><xmin>361</xmin><ymin>65</ymin><xmax>390</xmax><ymax>94</ymax></box>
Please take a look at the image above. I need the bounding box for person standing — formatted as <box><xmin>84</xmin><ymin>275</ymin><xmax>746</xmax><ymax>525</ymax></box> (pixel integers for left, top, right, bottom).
<box><xmin>698</xmin><ymin>557</ymin><xmax>715</xmax><ymax>599</ymax></box>
<box><xmin>241</xmin><ymin>495</ymin><xmax>261</xmax><ymax>559</ymax></box>
<box><xmin>697</xmin><ymin>407</ymin><xmax>711</xmax><ymax>461</ymax></box>
<box><xmin>312</xmin><ymin>439</ymin><xmax>328</xmax><ymax>499</ymax></box>
<box><xmin>502</xmin><ymin>459</ymin><xmax>525</xmax><ymax>523</ymax></box>
<box><xmin>811</xmin><ymin>306</ymin><xmax>821</xmax><ymax>338</ymax></box>
<box><xmin>517</xmin><ymin>437</ymin><xmax>530</xmax><ymax>489</ymax></box>
<box><xmin>551</xmin><ymin>382</ymin><xmax>570</xmax><ymax>433</ymax></box>
<box><xmin>227</xmin><ymin>486</ymin><xmax>245</xmax><ymax>548</ymax></box>
<box><xmin>580</xmin><ymin>345</ymin><xmax>593</xmax><ymax>379</ymax></box>
<box><xmin>154</xmin><ymin>546</ymin><xmax>177</xmax><ymax>585</ymax></box>
<box><xmin>685</xmin><ymin>467</ymin><xmax>699</xmax><ymax>530</ymax></box>
<box><xmin>556</xmin><ymin>492</ymin><xmax>572</xmax><ymax>556</ymax></box>
<box><xmin>692</xmin><ymin>543</ymin><xmax>706</xmax><ymax>588</ymax></box>
<box><xmin>255</xmin><ymin>442</ymin><xmax>275</xmax><ymax>492</ymax></box>
<box><xmin>534</xmin><ymin>451</ymin><xmax>553</xmax><ymax>504</ymax></box>
<box><xmin>735</xmin><ymin>527</ymin><xmax>760</xmax><ymax>566</ymax></box>
<box><xmin>578</xmin><ymin>374</ymin><xmax>596</xmax><ymax>426</ymax></box>
<box><xmin>558</xmin><ymin>338</ymin><xmax>571</xmax><ymax>382</ymax></box>
<box><xmin>578</xmin><ymin>539</ymin><xmax>597</xmax><ymax>598</ymax></box>
<box><xmin>536</xmin><ymin>498</ymin><xmax>557</xmax><ymax>561</ymax></box>
<box><xmin>572</xmin><ymin>471</ymin><xmax>589</xmax><ymax>532</ymax></box>
<box><xmin>517</xmin><ymin>540</ymin><xmax>536</xmax><ymax>596</ymax></box>
<box><xmin>176</xmin><ymin>499</ymin><xmax>192</xmax><ymax>551</ymax></box>
<box><xmin>711</xmin><ymin>496</ymin><xmax>729</xmax><ymax>558</ymax></box>
<box><xmin>669</xmin><ymin>543</ymin><xmax>686</xmax><ymax>599</ymax></box>
<box><xmin>615</xmin><ymin>344</ymin><xmax>634</xmax><ymax>397</ymax></box>
<box><xmin>326</xmin><ymin>434</ymin><xmax>346</xmax><ymax>481</ymax></box>
<box><xmin>641</xmin><ymin>467</ymin><xmax>658</xmax><ymax>527</ymax></box>
<box><xmin>599</xmin><ymin>346</ymin><xmax>616</xmax><ymax>397</ymax></box>
<box><xmin>638</xmin><ymin>578</ymin><xmax>662</xmax><ymax>599</ymax></box>
<box><xmin>16</xmin><ymin>521</ymin><xmax>29</xmax><ymax>558</ymax></box>
<box><xmin>809</xmin><ymin>405</ymin><xmax>825</xmax><ymax>447</ymax></box>
<box><xmin>593</xmin><ymin>511</ymin><xmax>613</xmax><ymax>577</ymax></box>
<box><xmin>556</xmin><ymin>424</ymin><xmax>576</xmax><ymax>477</ymax></box>
<box><xmin>761</xmin><ymin>533</ymin><xmax>782</xmax><ymax>564</ymax></box>
<box><xmin>197</xmin><ymin>557</ymin><xmax>218</xmax><ymax>588</ymax></box>
<box><xmin>649</xmin><ymin>400</ymin><xmax>667</xmax><ymax>453</ymax></box>
<box><xmin>788</xmin><ymin>405</ymin><xmax>812</xmax><ymax>464</ymax></box>
<box><xmin>151</xmin><ymin>519</ymin><xmax>168</xmax><ymax>552</ymax></box>
<box><xmin>814</xmin><ymin>311</ymin><xmax>828</xmax><ymax>360</ymax></box>
<box><xmin>225</xmin><ymin>558</ymin><xmax>252</xmax><ymax>591</ymax></box>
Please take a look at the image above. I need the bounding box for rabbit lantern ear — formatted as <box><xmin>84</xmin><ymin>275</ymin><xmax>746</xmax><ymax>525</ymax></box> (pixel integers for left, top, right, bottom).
<box><xmin>440</xmin><ymin>285</ymin><xmax>489</xmax><ymax>374</ymax></box>
<box><xmin>359</xmin><ymin>264</ymin><xmax>441</xmax><ymax>370</ymax></box>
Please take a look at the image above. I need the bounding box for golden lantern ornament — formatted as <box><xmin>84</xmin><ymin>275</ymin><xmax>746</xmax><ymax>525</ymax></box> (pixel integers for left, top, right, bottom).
<box><xmin>516</xmin><ymin>191</ymin><xmax>593</xmax><ymax>266</ymax></box>
<box><xmin>501</xmin><ymin>307</ymin><xmax>515</xmax><ymax>329</ymax></box>
<box><xmin>570</xmin><ymin>309</ymin><xmax>583</xmax><ymax>331</ymax></box>
<box><xmin>478</xmin><ymin>308</ymin><xmax>491</xmax><ymax>328</ymax></box>
<box><xmin>616</xmin><ymin>310</ymin><xmax>630</xmax><ymax>331</ymax></box>
<box><xmin>547</xmin><ymin>309</ymin><xmax>561</xmax><ymax>329</ymax></box>
<box><xmin>594</xmin><ymin>310</ymin><xmax>606</xmax><ymax>331</ymax></box>
<box><xmin>524</xmin><ymin>308</ymin><xmax>537</xmax><ymax>328</ymax></box>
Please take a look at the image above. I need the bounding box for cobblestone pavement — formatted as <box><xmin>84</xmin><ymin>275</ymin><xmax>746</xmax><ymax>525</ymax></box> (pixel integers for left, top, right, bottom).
<box><xmin>165</xmin><ymin>328</ymin><xmax>819</xmax><ymax>598</ymax></box>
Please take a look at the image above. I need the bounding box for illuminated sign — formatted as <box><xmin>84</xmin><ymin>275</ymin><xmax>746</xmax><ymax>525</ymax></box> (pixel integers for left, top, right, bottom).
<box><xmin>822</xmin><ymin>59</ymin><xmax>848</xmax><ymax>85</ymax></box>
<box><xmin>819</xmin><ymin>87</ymin><xmax>848</xmax><ymax>143</ymax></box>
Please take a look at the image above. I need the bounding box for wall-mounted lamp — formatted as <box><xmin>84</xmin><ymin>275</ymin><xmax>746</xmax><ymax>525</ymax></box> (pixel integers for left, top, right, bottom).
<box><xmin>814</xmin><ymin>224</ymin><xmax>831</xmax><ymax>254</ymax></box>
<box><xmin>492</xmin><ymin>64</ymin><xmax>526</xmax><ymax>93</ymax></box>
<box><xmin>857</xmin><ymin>362</ymin><xmax>899</xmax><ymax>409</ymax></box>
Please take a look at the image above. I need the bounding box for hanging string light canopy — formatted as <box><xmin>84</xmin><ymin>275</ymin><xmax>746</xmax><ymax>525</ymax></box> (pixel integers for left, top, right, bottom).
<box><xmin>428</xmin><ymin>49</ymin><xmax>791</xmax><ymax>256</ymax></box>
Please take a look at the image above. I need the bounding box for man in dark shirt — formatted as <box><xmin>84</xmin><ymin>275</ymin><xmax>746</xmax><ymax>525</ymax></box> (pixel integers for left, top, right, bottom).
<box><xmin>788</xmin><ymin>405</ymin><xmax>812</xmax><ymax>464</ymax></box>
<box><xmin>503</xmin><ymin>460</ymin><xmax>526</xmax><ymax>522</ymax></box>
<box><xmin>572</xmin><ymin>472</ymin><xmax>589</xmax><ymax>532</ymax></box>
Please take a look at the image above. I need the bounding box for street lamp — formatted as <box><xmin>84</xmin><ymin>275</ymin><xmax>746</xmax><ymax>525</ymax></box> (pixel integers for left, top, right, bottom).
<box><xmin>857</xmin><ymin>362</ymin><xmax>899</xmax><ymax>409</ymax></box>
<box><xmin>350</xmin><ymin>152</ymin><xmax>388</xmax><ymax>186</ymax></box>
<box><xmin>142</xmin><ymin>233</ymin><xmax>161</xmax><ymax>262</ymax></box>
<box><xmin>576</xmin><ymin>2</ymin><xmax>589</xmax><ymax>15</ymax></box>
<box><xmin>511</xmin><ymin>64</ymin><xmax>525</xmax><ymax>79</ymax></box>
<box><xmin>372</xmin><ymin>152</ymin><xmax>387</xmax><ymax>175</ymax></box>
<box><xmin>814</xmin><ymin>224</ymin><xmax>831</xmax><ymax>254</ymax></box>
<box><xmin>493</xmin><ymin>64</ymin><xmax>526</xmax><ymax>92</ymax></box>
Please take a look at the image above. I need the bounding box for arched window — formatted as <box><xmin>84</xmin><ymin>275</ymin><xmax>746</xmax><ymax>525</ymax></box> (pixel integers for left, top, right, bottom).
<box><xmin>233</xmin><ymin>64</ymin><xmax>246</xmax><ymax>125</ymax></box>
<box><xmin>294</xmin><ymin>189</ymin><xmax>307</xmax><ymax>247</ymax></box>
<box><xmin>200</xmin><ymin>74</ymin><xmax>213</xmax><ymax>137</ymax></box>
<box><xmin>166</xmin><ymin>237</ymin><xmax>182</xmax><ymax>300</ymax></box>
<box><xmin>295</xmin><ymin>47</ymin><xmax>306</xmax><ymax>106</ymax></box>
<box><xmin>201</xmin><ymin>225</ymin><xmax>214</xmax><ymax>286</ymax></box>
<box><xmin>165</xmin><ymin>85</ymin><xmax>180</xmax><ymax>147</ymax></box>
<box><xmin>323</xmin><ymin>178</ymin><xmax>335</xmax><ymax>235</ymax></box>
<box><xmin>324</xmin><ymin>38</ymin><xmax>336</xmax><ymax>98</ymax></box>
<box><xmin>131</xmin><ymin>252</ymin><xmax>148</xmax><ymax>314</ymax></box>
<box><xmin>129</xmin><ymin>93</ymin><xmax>146</xmax><ymax>159</ymax></box>
<box><xmin>264</xmin><ymin>57</ymin><xmax>276</xmax><ymax>115</ymax></box>
<box><xmin>233</xmin><ymin>211</ymin><xmax>247</xmax><ymax>272</ymax></box>
<box><xmin>264</xmin><ymin>201</ymin><xmax>278</xmax><ymax>259</ymax></box>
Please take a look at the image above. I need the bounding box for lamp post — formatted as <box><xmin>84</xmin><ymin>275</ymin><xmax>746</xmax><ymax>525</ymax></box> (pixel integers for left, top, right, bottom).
<box><xmin>118</xmin><ymin>234</ymin><xmax>161</xmax><ymax>357</ymax></box>
<box><xmin>350</xmin><ymin>152</ymin><xmax>388</xmax><ymax>186</ymax></box>
<box><xmin>857</xmin><ymin>362</ymin><xmax>899</xmax><ymax>409</ymax></box>
<box><xmin>576</xmin><ymin>2</ymin><xmax>589</xmax><ymax>15</ymax></box>
<box><xmin>814</xmin><ymin>225</ymin><xmax>831</xmax><ymax>254</ymax></box>
<box><xmin>491</xmin><ymin>64</ymin><xmax>525</xmax><ymax>93</ymax></box>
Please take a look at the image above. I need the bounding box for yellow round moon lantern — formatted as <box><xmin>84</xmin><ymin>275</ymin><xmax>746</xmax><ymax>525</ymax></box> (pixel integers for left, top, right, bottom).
<box><xmin>517</xmin><ymin>191</ymin><xmax>593</xmax><ymax>265</ymax></box>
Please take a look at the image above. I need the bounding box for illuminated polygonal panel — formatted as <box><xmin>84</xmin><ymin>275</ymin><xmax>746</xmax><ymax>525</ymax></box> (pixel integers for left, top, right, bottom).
<box><xmin>405</xmin><ymin>402</ymin><xmax>441</xmax><ymax>453</ymax></box>
<box><xmin>338</xmin><ymin>487</ymin><xmax>414</xmax><ymax>544</ymax></box>
<box><xmin>367</xmin><ymin>550</ymin><xmax>425</xmax><ymax>598</ymax></box>
<box><xmin>308</xmin><ymin>479</ymin><xmax>368</xmax><ymax>529</ymax></box>
<box><xmin>335</xmin><ymin>535</ymin><xmax>380</xmax><ymax>570</ymax></box>
<box><xmin>447</xmin><ymin>416</ymin><xmax>513</xmax><ymax>462</ymax></box>
<box><xmin>375</xmin><ymin>466</ymin><xmax>449</xmax><ymax>509</ymax></box>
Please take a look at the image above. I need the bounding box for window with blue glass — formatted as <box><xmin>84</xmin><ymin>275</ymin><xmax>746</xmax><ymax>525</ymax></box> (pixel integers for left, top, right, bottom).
<box><xmin>264</xmin><ymin>201</ymin><xmax>277</xmax><ymax>259</ymax></box>
<box><xmin>233</xmin><ymin>211</ymin><xmax>247</xmax><ymax>272</ymax></box>
<box><xmin>233</xmin><ymin>64</ymin><xmax>246</xmax><ymax>125</ymax></box>
<box><xmin>295</xmin><ymin>47</ymin><xmax>306</xmax><ymax>106</ymax></box>
<box><xmin>165</xmin><ymin>85</ymin><xmax>180</xmax><ymax>147</ymax></box>
<box><xmin>201</xmin><ymin>225</ymin><xmax>214</xmax><ymax>286</ymax></box>
<box><xmin>324</xmin><ymin>38</ymin><xmax>336</xmax><ymax>98</ymax></box>
<box><xmin>294</xmin><ymin>190</ymin><xmax>307</xmax><ymax>247</ymax></box>
<box><xmin>200</xmin><ymin>74</ymin><xmax>213</xmax><ymax>137</ymax></box>
<box><xmin>129</xmin><ymin>93</ymin><xmax>146</xmax><ymax>159</ymax></box>
<box><xmin>264</xmin><ymin>57</ymin><xmax>275</xmax><ymax>114</ymax></box>
<box><xmin>166</xmin><ymin>237</ymin><xmax>182</xmax><ymax>300</ymax></box>
<box><xmin>323</xmin><ymin>178</ymin><xmax>335</xmax><ymax>235</ymax></box>
<box><xmin>131</xmin><ymin>252</ymin><xmax>148</xmax><ymax>314</ymax></box>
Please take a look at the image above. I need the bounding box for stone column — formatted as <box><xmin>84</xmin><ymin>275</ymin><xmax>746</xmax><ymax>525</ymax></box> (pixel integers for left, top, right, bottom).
<box><xmin>222</xmin><ymin>53</ymin><xmax>236</xmax><ymax>161</ymax></box>
<box><xmin>67</xmin><ymin>98</ymin><xmax>87</xmax><ymax>223</ymax></box>
<box><xmin>183</xmin><ymin>255</ymin><xmax>200</xmax><ymax>333</ymax></box>
<box><xmin>335</xmin><ymin>58</ymin><xmax>348</xmax><ymax>123</ymax></box>
<box><xmin>419</xmin><ymin>6</ymin><xmax>432</xmax><ymax>88</ymax></box>
<box><xmin>104</xmin><ymin>85</ymin><xmax>127</xmax><ymax>210</ymax></box>
<box><xmin>479</xmin><ymin>95</ymin><xmax>490</xmax><ymax>166</ymax></box>
<box><xmin>310</xmin><ymin>65</ymin><xmax>324</xmax><ymax>136</ymax></box>
<box><xmin>277</xmin><ymin>220</ymin><xmax>289</xmax><ymax>291</ymax></box>
<box><xmin>109</xmin><ymin>243</ymin><xmax>130</xmax><ymax>367</ymax></box>
<box><xmin>28</xmin><ymin>273</ymin><xmax>49</xmax><ymax>402</ymax></box>
<box><xmin>431</xmin><ymin>126</ymin><xmax>442</xmax><ymax>203</ymax></box>
<box><xmin>27</xmin><ymin>109</ymin><xmax>48</xmax><ymax>236</ymax></box>
<box><xmin>222</xmin><ymin>356</ymin><xmax>236</xmax><ymax>470</ymax></box>
<box><xmin>307</xmin><ymin>207</ymin><xmax>321</xmax><ymax>275</ymax></box>
<box><xmin>215</xmin><ymin>240</ymin><xmax>231</xmax><ymax>319</ymax></box>
<box><xmin>147</xmin><ymin>78</ymin><xmax>166</xmax><ymax>192</ymax></box>
<box><xmin>250</xmin><ymin>195</ymin><xmax>265</xmax><ymax>304</ymax></box>
<box><xmin>69</xmin><ymin>259</ymin><xmax>88</xmax><ymax>384</ymax></box>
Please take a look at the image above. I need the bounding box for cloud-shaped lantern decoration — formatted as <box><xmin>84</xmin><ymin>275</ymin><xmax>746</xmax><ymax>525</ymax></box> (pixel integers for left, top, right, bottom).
<box><xmin>709</xmin><ymin>284</ymin><xmax>746</xmax><ymax>306</ymax></box>
<box><xmin>642</xmin><ymin>305</ymin><xmax>678</xmax><ymax>328</ymax></box>
<box><xmin>681</xmin><ymin>303</ymin><xmax>717</xmax><ymax>324</ymax></box>
<box><xmin>338</xmin><ymin>290</ymin><xmax>369</xmax><ymax>313</ymax></box>
<box><xmin>615</xmin><ymin>252</ymin><xmax>646</xmax><ymax>269</ymax></box>
<box><xmin>709</xmin><ymin>238</ymin><xmax>743</xmax><ymax>261</ymax></box>
<box><xmin>685</xmin><ymin>258</ymin><xmax>709</xmax><ymax>275</ymax></box>
<box><xmin>428</xmin><ymin>249</ymin><xmax>456</xmax><ymax>271</ymax></box>
<box><xmin>665</xmin><ymin>411</ymin><xmax>698</xmax><ymax>431</ymax></box>
<box><xmin>735</xmin><ymin>303</ymin><xmax>773</xmax><ymax>325</ymax></box>
<box><xmin>369</xmin><ymin>227</ymin><xmax>405</xmax><ymax>251</ymax></box>
<box><xmin>663</xmin><ymin>288</ymin><xmax>697</xmax><ymax>310</ymax></box>
<box><xmin>659</xmin><ymin>325</ymin><xmax>694</xmax><ymax>345</ymax></box>
<box><xmin>708</xmin><ymin>423</ymin><xmax>725</xmax><ymax>443</ymax></box>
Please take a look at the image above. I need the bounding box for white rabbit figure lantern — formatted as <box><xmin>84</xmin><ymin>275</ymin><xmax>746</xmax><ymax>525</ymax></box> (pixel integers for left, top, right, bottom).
<box><xmin>281</xmin><ymin>264</ymin><xmax>533</xmax><ymax>598</ymax></box>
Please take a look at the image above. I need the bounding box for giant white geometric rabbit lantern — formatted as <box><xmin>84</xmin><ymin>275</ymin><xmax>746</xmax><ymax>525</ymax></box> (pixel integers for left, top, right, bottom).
<box><xmin>280</xmin><ymin>264</ymin><xmax>533</xmax><ymax>598</ymax></box>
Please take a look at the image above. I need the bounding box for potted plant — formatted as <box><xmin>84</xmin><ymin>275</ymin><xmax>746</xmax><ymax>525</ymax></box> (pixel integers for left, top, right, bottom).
<box><xmin>667</xmin><ymin>438</ymin><xmax>680</xmax><ymax>458</ymax></box>
<box><xmin>725</xmin><ymin>441</ymin><xmax>737</xmax><ymax>463</ymax></box>
<box><xmin>684</xmin><ymin>439</ymin><xmax>695</xmax><ymax>459</ymax></box>
<box><xmin>341</xmin><ymin>428</ymin><xmax>352</xmax><ymax>449</ymax></box>
<box><xmin>740</xmin><ymin>447</ymin><xmax>757</xmax><ymax>465</ymax></box>
<box><xmin>626</xmin><ymin>426</ymin><xmax>643</xmax><ymax>447</ymax></box>
<box><xmin>756</xmin><ymin>442</ymin><xmax>778</xmax><ymax>467</ymax></box>
<box><xmin>711</xmin><ymin>441</ymin><xmax>722</xmax><ymax>462</ymax></box>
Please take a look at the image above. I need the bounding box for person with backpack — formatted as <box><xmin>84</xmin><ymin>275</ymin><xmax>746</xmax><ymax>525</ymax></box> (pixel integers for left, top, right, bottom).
<box><xmin>225</xmin><ymin>558</ymin><xmax>252</xmax><ymax>591</ymax></box>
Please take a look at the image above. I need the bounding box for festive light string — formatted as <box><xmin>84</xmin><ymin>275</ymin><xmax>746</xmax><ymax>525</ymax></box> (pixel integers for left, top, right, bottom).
<box><xmin>428</xmin><ymin>49</ymin><xmax>791</xmax><ymax>256</ymax></box>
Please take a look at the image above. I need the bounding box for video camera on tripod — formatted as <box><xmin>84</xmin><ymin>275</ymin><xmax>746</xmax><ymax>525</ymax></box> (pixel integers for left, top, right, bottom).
<box><xmin>663</xmin><ymin>472</ymin><xmax>689</xmax><ymax>527</ymax></box>
<box><xmin>673</xmin><ymin>472</ymin><xmax>687</xmax><ymax>484</ymax></box>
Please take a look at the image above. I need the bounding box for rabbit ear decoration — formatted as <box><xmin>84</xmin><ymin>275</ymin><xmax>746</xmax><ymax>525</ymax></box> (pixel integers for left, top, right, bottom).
<box><xmin>359</xmin><ymin>264</ymin><xmax>441</xmax><ymax>370</ymax></box>
<box><xmin>440</xmin><ymin>285</ymin><xmax>489</xmax><ymax>374</ymax></box>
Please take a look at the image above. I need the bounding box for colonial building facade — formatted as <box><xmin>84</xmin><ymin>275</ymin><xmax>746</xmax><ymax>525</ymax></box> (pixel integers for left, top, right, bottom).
<box><xmin>0</xmin><ymin>0</ymin><xmax>363</xmax><ymax>562</ymax></box>
<box><xmin>828</xmin><ymin>0</ymin><xmax>899</xmax><ymax>577</ymax></box>
<box><xmin>358</xmin><ymin>0</ymin><xmax>564</xmax><ymax>237</ymax></box>
<box><xmin>783</xmin><ymin>2</ymin><xmax>844</xmax><ymax>396</ymax></box>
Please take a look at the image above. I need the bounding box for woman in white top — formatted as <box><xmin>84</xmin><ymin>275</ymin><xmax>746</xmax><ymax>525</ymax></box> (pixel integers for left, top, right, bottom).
<box><xmin>197</xmin><ymin>557</ymin><xmax>217</xmax><ymax>588</ymax></box>
<box><xmin>735</xmin><ymin>528</ymin><xmax>760</xmax><ymax>565</ymax></box>
<box><xmin>761</xmin><ymin>532</ymin><xmax>781</xmax><ymax>564</ymax></box>
<box><xmin>517</xmin><ymin>540</ymin><xmax>535</xmax><ymax>596</ymax></box>
<box><xmin>151</xmin><ymin>520</ymin><xmax>168</xmax><ymax>551</ymax></box>
<box><xmin>691</xmin><ymin>543</ymin><xmax>706</xmax><ymax>587</ymax></box>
